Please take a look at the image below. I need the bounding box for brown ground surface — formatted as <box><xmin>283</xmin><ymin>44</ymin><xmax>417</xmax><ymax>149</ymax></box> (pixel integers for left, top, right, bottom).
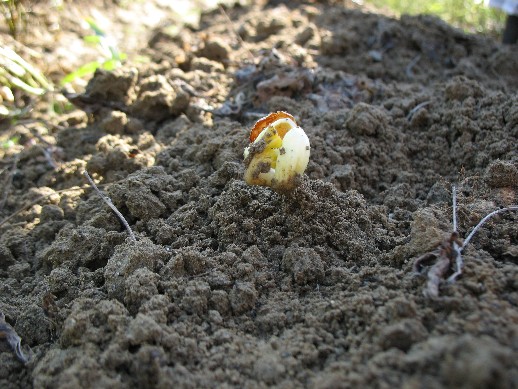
<box><xmin>1</xmin><ymin>1</ymin><xmax>517</xmax><ymax>388</ymax></box>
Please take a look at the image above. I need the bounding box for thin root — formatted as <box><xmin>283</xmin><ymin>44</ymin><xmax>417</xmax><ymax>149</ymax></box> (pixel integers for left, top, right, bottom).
<box><xmin>83</xmin><ymin>171</ymin><xmax>136</xmax><ymax>243</ymax></box>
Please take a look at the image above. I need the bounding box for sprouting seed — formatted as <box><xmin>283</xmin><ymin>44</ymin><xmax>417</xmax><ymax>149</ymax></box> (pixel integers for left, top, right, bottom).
<box><xmin>243</xmin><ymin>111</ymin><xmax>310</xmax><ymax>192</ymax></box>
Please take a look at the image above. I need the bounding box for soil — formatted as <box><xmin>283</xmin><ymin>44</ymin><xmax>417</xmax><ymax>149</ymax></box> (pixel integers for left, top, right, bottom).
<box><xmin>1</xmin><ymin>1</ymin><xmax>517</xmax><ymax>388</ymax></box>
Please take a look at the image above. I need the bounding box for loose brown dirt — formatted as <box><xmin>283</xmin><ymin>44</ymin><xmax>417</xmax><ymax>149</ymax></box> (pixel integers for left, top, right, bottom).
<box><xmin>1</xmin><ymin>1</ymin><xmax>517</xmax><ymax>388</ymax></box>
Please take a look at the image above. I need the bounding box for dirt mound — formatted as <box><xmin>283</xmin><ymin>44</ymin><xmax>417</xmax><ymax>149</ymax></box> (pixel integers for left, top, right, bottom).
<box><xmin>0</xmin><ymin>1</ymin><xmax>517</xmax><ymax>388</ymax></box>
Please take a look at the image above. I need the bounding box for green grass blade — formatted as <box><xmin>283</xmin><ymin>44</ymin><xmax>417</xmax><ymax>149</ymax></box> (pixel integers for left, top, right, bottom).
<box><xmin>60</xmin><ymin>61</ymin><xmax>100</xmax><ymax>85</ymax></box>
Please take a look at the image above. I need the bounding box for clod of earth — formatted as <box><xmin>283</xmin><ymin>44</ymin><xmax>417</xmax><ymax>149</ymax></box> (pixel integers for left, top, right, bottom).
<box><xmin>243</xmin><ymin>111</ymin><xmax>310</xmax><ymax>192</ymax></box>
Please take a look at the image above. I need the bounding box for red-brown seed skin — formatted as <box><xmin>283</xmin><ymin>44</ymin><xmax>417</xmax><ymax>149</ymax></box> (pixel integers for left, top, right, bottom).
<box><xmin>249</xmin><ymin>111</ymin><xmax>296</xmax><ymax>142</ymax></box>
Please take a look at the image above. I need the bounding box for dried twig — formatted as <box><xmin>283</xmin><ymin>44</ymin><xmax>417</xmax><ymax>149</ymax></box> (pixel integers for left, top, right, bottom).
<box><xmin>16</xmin><ymin>118</ymin><xmax>66</xmax><ymax>132</ymax></box>
<box><xmin>0</xmin><ymin>184</ymin><xmax>86</xmax><ymax>228</ymax></box>
<box><xmin>413</xmin><ymin>232</ymin><xmax>462</xmax><ymax>298</ymax></box>
<box><xmin>36</xmin><ymin>145</ymin><xmax>58</xmax><ymax>169</ymax></box>
<box><xmin>0</xmin><ymin>312</ymin><xmax>29</xmax><ymax>364</ymax></box>
<box><xmin>414</xmin><ymin>185</ymin><xmax>518</xmax><ymax>297</ymax></box>
<box><xmin>83</xmin><ymin>170</ymin><xmax>136</xmax><ymax>243</ymax></box>
<box><xmin>405</xmin><ymin>54</ymin><xmax>421</xmax><ymax>78</ymax></box>
<box><xmin>406</xmin><ymin>101</ymin><xmax>431</xmax><ymax>121</ymax></box>
<box><xmin>218</xmin><ymin>4</ymin><xmax>254</xmax><ymax>62</ymax></box>
<box><xmin>0</xmin><ymin>177</ymin><xmax>127</xmax><ymax>229</ymax></box>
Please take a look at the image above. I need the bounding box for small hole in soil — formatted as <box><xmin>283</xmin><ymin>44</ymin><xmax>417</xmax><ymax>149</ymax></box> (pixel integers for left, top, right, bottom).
<box><xmin>86</xmin><ymin>258</ymin><xmax>108</xmax><ymax>272</ymax></box>
<box><xmin>129</xmin><ymin>344</ymin><xmax>141</xmax><ymax>354</ymax></box>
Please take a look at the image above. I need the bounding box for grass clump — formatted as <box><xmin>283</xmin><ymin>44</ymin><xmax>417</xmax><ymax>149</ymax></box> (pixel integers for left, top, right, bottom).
<box><xmin>61</xmin><ymin>18</ymin><xmax>126</xmax><ymax>86</ymax></box>
<box><xmin>365</xmin><ymin>0</ymin><xmax>506</xmax><ymax>35</ymax></box>
<box><xmin>0</xmin><ymin>46</ymin><xmax>52</xmax><ymax>119</ymax></box>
